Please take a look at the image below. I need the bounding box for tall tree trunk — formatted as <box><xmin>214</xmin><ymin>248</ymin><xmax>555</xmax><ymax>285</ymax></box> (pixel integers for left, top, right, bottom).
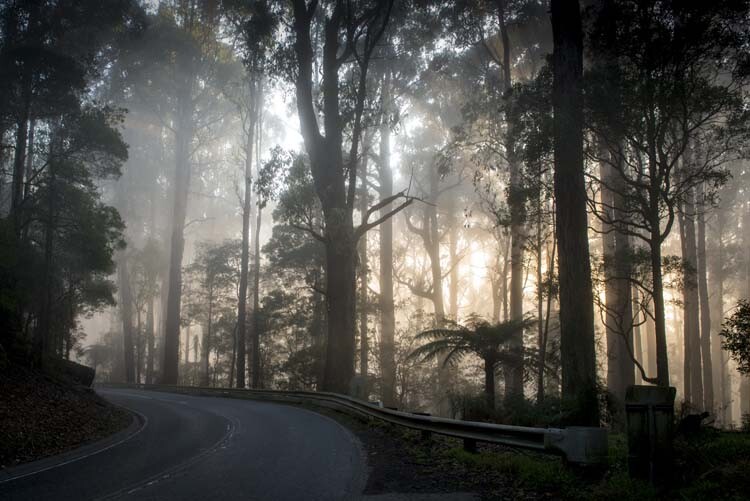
<box><xmin>492</xmin><ymin>254</ymin><xmax>502</xmax><ymax>323</ymax></box>
<box><xmin>358</xmin><ymin>142</ymin><xmax>370</xmax><ymax>388</ymax></box>
<box><xmin>378</xmin><ymin>73</ymin><xmax>397</xmax><ymax>407</ymax></box>
<box><xmin>679</xmin><ymin>192</ymin><xmax>703</xmax><ymax>408</ymax></box>
<box><xmin>23</xmin><ymin>119</ymin><xmax>35</xmax><ymax>201</ymax></box>
<box><xmin>162</xmin><ymin>85</ymin><xmax>194</xmax><ymax>385</ymax></box>
<box><xmin>645</xmin><ymin>301</ymin><xmax>657</xmax><ymax>377</ymax></box>
<box><xmin>499</xmin><ymin>0</ymin><xmax>525</xmax><ymax>403</ymax></box>
<box><xmin>632</xmin><ymin>286</ymin><xmax>644</xmax><ymax>384</ymax></box>
<box><xmin>229</xmin><ymin>324</ymin><xmax>236</xmax><ymax>388</ymax></box>
<box><xmin>290</xmin><ymin>1</ymin><xmax>392</xmax><ymax>394</ymax></box>
<box><xmin>236</xmin><ymin>86</ymin><xmax>256</xmax><ymax>389</ymax></box>
<box><xmin>251</xmin><ymin>88</ymin><xmax>264</xmax><ymax>389</ymax></box>
<box><xmin>424</xmin><ymin>176</ymin><xmax>451</xmax><ymax>415</ymax></box>
<box><xmin>251</xmin><ymin>195</ymin><xmax>263</xmax><ymax>388</ymax></box>
<box><xmin>11</xmin><ymin>84</ymin><xmax>31</xmax><ymax>216</ymax></box>
<box><xmin>311</xmin><ymin>268</ymin><xmax>327</xmax><ymax>388</ymax></box>
<box><xmin>696</xmin><ymin>183</ymin><xmax>713</xmax><ymax>411</ymax></box>
<box><xmin>537</xmin><ymin>218</ymin><xmax>556</xmax><ymax>405</ymax></box>
<box><xmin>117</xmin><ymin>256</ymin><xmax>136</xmax><ymax>384</ymax></box>
<box><xmin>448</xmin><ymin>202</ymin><xmax>459</xmax><ymax>321</ymax></box>
<box><xmin>427</xmin><ymin>176</ymin><xmax>445</xmax><ymax>323</ymax></box>
<box><xmin>184</xmin><ymin>323</ymin><xmax>191</xmax><ymax>366</ymax></box>
<box><xmin>741</xmin><ymin>202</ymin><xmax>750</xmax><ymax>419</ymax></box>
<box><xmin>146</xmin><ymin>296</ymin><xmax>155</xmax><ymax>384</ymax></box>
<box><xmin>601</xmin><ymin>152</ymin><xmax>634</xmax><ymax>421</ymax></box>
<box><xmin>649</xmin><ymin>197</ymin><xmax>671</xmax><ymax>386</ymax></box>
<box><xmin>136</xmin><ymin>309</ymin><xmax>143</xmax><ymax>383</ymax></box>
<box><xmin>35</xmin><ymin>155</ymin><xmax>56</xmax><ymax>367</ymax></box>
<box><xmin>502</xmin><ymin>236</ymin><xmax>510</xmax><ymax>322</ymax></box>
<box><xmin>201</xmin><ymin>292</ymin><xmax>213</xmax><ymax>387</ymax></box>
<box><xmin>551</xmin><ymin>0</ymin><xmax>599</xmax><ymax>425</ymax></box>
<box><xmin>322</xmin><ymin>218</ymin><xmax>358</xmax><ymax>393</ymax></box>
<box><xmin>709</xmin><ymin>206</ymin><xmax>728</xmax><ymax>424</ymax></box>
<box><xmin>535</xmin><ymin>202</ymin><xmax>544</xmax><ymax>400</ymax></box>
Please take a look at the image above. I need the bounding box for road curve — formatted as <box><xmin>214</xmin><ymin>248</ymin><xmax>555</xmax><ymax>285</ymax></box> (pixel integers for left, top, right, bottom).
<box><xmin>0</xmin><ymin>388</ymin><xmax>367</xmax><ymax>500</ymax></box>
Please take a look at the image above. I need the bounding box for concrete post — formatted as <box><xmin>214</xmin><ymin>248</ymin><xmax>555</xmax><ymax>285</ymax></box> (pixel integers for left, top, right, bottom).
<box><xmin>625</xmin><ymin>385</ymin><xmax>676</xmax><ymax>483</ymax></box>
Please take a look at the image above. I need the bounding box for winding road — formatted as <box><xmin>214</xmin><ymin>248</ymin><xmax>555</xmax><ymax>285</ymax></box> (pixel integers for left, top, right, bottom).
<box><xmin>0</xmin><ymin>388</ymin><xmax>367</xmax><ymax>500</ymax></box>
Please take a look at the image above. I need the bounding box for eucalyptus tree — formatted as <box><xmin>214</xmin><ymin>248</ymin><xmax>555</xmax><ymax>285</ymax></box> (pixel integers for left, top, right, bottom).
<box><xmin>122</xmin><ymin>3</ymin><xmax>235</xmax><ymax>384</ymax></box>
<box><xmin>438</xmin><ymin>0</ymin><xmax>552</xmax><ymax>403</ymax></box>
<box><xmin>0</xmin><ymin>0</ymin><xmax>138</xmax><ymax>367</ymax></box>
<box><xmin>222</xmin><ymin>0</ymin><xmax>277</xmax><ymax>389</ymax></box>
<box><xmin>551</xmin><ymin>0</ymin><xmax>599</xmax><ymax>425</ymax></box>
<box><xmin>184</xmin><ymin>240</ymin><xmax>241</xmax><ymax>387</ymax></box>
<box><xmin>245</xmin><ymin>147</ymin><xmax>286</xmax><ymax>387</ymax></box>
<box><xmin>265</xmin><ymin>154</ymin><xmax>327</xmax><ymax>386</ymax></box>
<box><xmin>585</xmin><ymin>0</ymin><xmax>750</xmax><ymax>393</ymax></box>
<box><xmin>363</xmin><ymin>0</ymin><xmax>435</xmax><ymax>406</ymax></box>
<box><xmin>281</xmin><ymin>0</ymin><xmax>414</xmax><ymax>393</ymax></box>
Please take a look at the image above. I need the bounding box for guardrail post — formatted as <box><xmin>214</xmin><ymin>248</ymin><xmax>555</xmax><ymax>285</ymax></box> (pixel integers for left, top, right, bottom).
<box><xmin>420</xmin><ymin>430</ymin><xmax>431</xmax><ymax>441</ymax></box>
<box><xmin>544</xmin><ymin>427</ymin><xmax>608</xmax><ymax>465</ymax></box>
<box><xmin>463</xmin><ymin>438</ymin><xmax>477</xmax><ymax>453</ymax></box>
<box><xmin>625</xmin><ymin>385</ymin><xmax>676</xmax><ymax>484</ymax></box>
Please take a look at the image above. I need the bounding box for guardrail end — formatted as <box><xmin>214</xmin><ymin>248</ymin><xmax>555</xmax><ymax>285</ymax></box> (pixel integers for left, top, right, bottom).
<box><xmin>544</xmin><ymin>427</ymin><xmax>608</xmax><ymax>466</ymax></box>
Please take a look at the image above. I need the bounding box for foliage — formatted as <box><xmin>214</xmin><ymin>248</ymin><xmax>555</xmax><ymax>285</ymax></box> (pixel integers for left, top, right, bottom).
<box><xmin>0</xmin><ymin>0</ymin><xmax>139</xmax><ymax>366</ymax></box>
<box><xmin>409</xmin><ymin>315</ymin><xmax>535</xmax><ymax>371</ymax></box>
<box><xmin>720</xmin><ymin>300</ymin><xmax>750</xmax><ymax>376</ymax></box>
<box><xmin>183</xmin><ymin>240</ymin><xmax>241</xmax><ymax>328</ymax></box>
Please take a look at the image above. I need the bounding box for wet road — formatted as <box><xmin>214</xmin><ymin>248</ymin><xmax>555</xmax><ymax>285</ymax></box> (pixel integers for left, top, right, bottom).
<box><xmin>0</xmin><ymin>388</ymin><xmax>366</xmax><ymax>500</ymax></box>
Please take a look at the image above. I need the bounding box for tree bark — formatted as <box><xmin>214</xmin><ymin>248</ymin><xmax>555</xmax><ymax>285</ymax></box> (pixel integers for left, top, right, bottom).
<box><xmin>35</xmin><ymin>152</ymin><xmax>56</xmax><ymax>367</ymax></box>
<box><xmin>696</xmin><ymin>183</ymin><xmax>713</xmax><ymax>411</ymax></box>
<box><xmin>448</xmin><ymin>201</ymin><xmax>459</xmax><ymax>321</ymax></box>
<box><xmin>741</xmin><ymin>201</ymin><xmax>750</xmax><ymax>419</ymax></box>
<box><xmin>322</xmin><ymin>218</ymin><xmax>358</xmax><ymax>393</ymax></box>
<box><xmin>146</xmin><ymin>296</ymin><xmax>155</xmax><ymax>384</ymax></box>
<box><xmin>11</xmin><ymin>83</ymin><xmax>31</xmax><ymax>216</ymax></box>
<box><xmin>251</xmin><ymin>86</ymin><xmax>264</xmax><ymax>389</ymax></box>
<box><xmin>378</xmin><ymin>73</ymin><xmax>397</xmax><ymax>407</ymax></box>
<box><xmin>236</xmin><ymin>82</ymin><xmax>256</xmax><ymax>389</ymax></box>
<box><xmin>358</xmin><ymin>139</ymin><xmax>370</xmax><ymax>389</ymax></box>
<box><xmin>601</xmin><ymin>151</ymin><xmax>634</xmax><ymax>420</ymax></box>
<box><xmin>251</xmin><ymin>192</ymin><xmax>263</xmax><ymax>388</ymax></box>
<box><xmin>537</xmin><ymin>219</ymin><xmax>556</xmax><ymax>405</ymax></box>
<box><xmin>709</xmin><ymin>206</ymin><xmax>728</xmax><ymax>424</ymax></box>
<box><xmin>551</xmin><ymin>0</ymin><xmax>599</xmax><ymax>426</ymax></box>
<box><xmin>201</xmin><ymin>290</ymin><xmax>214</xmax><ymax>387</ymax></box>
<box><xmin>23</xmin><ymin>119</ymin><xmax>35</xmax><ymax>201</ymax></box>
<box><xmin>290</xmin><ymin>0</ymin><xmax>392</xmax><ymax>394</ymax></box>
<box><xmin>632</xmin><ymin>286</ymin><xmax>644</xmax><ymax>384</ymax></box>
<box><xmin>499</xmin><ymin>0</ymin><xmax>526</xmax><ymax>404</ymax></box>
<box><xmin>117</xmin><ymin>256</ymin><xmax>136</xmax><ymax>384</ymax></box>
<box><xmin>162</xmin><ymin>84</ymin><xmax>194</xmax><ymax>385</ymax></box>
<box><xmin>679</xmin><ymin>192</ymin><xmax>703</xmax><ymax>408</ymax></box>
<box><xmin>648</xmin><ymin>194</ymin><xmax>671</xmax><ymax>386</ymax></box>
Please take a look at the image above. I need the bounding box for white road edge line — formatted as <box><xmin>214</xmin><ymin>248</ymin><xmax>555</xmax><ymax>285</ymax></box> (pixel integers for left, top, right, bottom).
<box><xmin>0</xmin><ymin>407</ymin><xmax>148</xmax><ymax>485</ymax></box>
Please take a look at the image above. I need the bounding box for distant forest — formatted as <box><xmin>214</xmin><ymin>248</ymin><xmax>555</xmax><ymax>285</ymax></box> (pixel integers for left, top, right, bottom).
<box><xmin>1</xmin><ymin>0</ymin><xmax>749</xmax><ymax>428</ymax></box>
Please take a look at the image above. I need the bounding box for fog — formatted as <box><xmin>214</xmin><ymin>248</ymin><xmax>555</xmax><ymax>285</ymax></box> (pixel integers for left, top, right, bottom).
<box><xmin>3</xmin><ymin>0</ymin><xmax>749</xmax><ymax>431</ymax></box>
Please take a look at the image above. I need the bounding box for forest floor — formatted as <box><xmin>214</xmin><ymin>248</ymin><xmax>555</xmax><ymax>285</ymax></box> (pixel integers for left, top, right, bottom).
<box><xmin>0</xmin><ymin>363</ymin><xmax>132</xmax><ymax>469</ymax></box>
<box><xmin>308</xmin><ymin>404</ymin><xmax>750</xmax><ymax>501</ymax></box>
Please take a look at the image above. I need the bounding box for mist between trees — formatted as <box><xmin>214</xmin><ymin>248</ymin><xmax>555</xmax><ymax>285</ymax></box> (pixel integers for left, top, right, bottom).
<box><xmin>1</xmin><ymin>0</ymin><xmax>749</xmax><ymax>428</ymax></box>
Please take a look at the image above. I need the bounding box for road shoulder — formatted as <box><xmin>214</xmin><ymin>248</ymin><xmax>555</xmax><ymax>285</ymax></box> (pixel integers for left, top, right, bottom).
<box><xmin>0</xmin><ymin>406</ymin><xmax>143</xmax><ymax>484</ymax></box>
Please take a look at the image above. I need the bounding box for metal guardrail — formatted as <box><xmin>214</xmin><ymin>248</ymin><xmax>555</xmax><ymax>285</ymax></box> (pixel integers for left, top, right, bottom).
<box><xmin>98</xmin><ymin>383</ymin><xmax>609</xmax><ymax>465</ymax></box>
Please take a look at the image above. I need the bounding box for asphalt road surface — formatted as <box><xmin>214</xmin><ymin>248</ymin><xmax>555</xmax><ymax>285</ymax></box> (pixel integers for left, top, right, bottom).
<box><xmin>0</xmin><ymin>388</ymin><xmax>367</xmax><ymax>500</ymax></box>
